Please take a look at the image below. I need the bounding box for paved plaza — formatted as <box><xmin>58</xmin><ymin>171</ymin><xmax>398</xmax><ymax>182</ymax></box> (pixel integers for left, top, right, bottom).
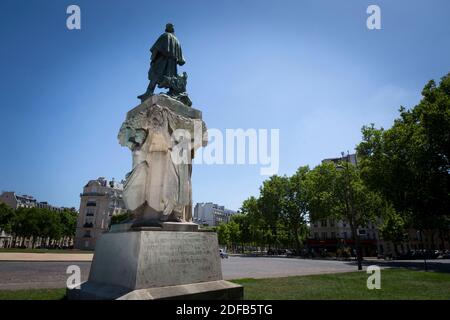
<box><xmin>0</xmin><ymin>256</ymin><xmax>449</xmax><ymax>290</ymax></box>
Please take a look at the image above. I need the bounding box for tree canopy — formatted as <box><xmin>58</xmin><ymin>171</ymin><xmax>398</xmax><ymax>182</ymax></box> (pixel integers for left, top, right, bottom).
<box><xmin>357</xmin><ymin>73</ymin><xmax>450</xmax><ymax>230</ymax></box>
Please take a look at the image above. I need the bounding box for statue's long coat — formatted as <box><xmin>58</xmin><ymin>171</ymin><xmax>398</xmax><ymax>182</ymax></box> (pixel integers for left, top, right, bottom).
<box><xmin>148</xmin><ymin>32</ymin><xmax>185</xmax><ymax>83</ymax></box>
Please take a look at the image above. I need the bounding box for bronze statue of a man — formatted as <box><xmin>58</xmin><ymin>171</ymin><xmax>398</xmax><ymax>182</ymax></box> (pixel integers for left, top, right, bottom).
<box><xmin>138</xmin><ymin>23</ymin><xmax>186</xmax><ymax>102</ymax></box>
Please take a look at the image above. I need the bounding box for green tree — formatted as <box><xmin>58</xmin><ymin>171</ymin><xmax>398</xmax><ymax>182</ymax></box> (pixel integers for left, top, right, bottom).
<box><xmin>229</xmin><ymin>214</ymin><xmax>251</xmax><ymax>252</ymax></box>
<box><xmin>216</xmin><ymin>223</ymin><xmax>231</xmax><ymax>247</ymax></box>
<box><xmin>12</xmin><ymin>207</ymin><xmax>42</xmax><ymax>247</ymax></box>
<box><xmin>258</xmin><ymin>175</ymin><xmax>294</xmax><ymax>249</ymax></box>
<box><xmin>110</xmin><ymin>212</ymin><xmax>131</xmax><ymax>225</ymax></box>
<box><xmin>306</xmin><ymin>160</ymin><xmax>382</xmax><ymax>270</ymax></box>
<box><xmin>39</xmin><ymin>208</ymin><xmax>63</xmax><ymax>245</ymax></box>
<box><xmin>241</xmin><ymin>196</ymin><xmax>265</xmax><ymax>249</ymax></box>
<box><xmin>61</xmin><ymin>209</ymin><xmax>78</xmax><ymax>239</ymax></box>
<box><xmin>379</xmin><ymin>207</ymin><xmax>408</xmax><ymax>256</ymax></box>
<box><xmin>0</xmin><ymin>203</ymin><xmax>15</xmax><ymax>234</ymax></box>
<box><xmin>258</xmin><ymin>175</ymin><xmax>286</xmax><ymax>249</ymax></box>
<box><xmin>280</xmin><ymin>166</ymin><xmax>310</xmax><ymax>252</ymax></box>
<box><xmin>357</xmin><ymin>73</ymin><xmax>450</xmax><ymax>231</ymax></box>
<box><xmin>227</xmin><ymin>219</ymin><xmax>241</xmax><ymax>252</ymax></box>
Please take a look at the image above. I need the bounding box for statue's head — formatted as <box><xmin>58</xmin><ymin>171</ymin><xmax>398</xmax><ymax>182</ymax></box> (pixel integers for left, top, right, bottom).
<box><xmin>165</xmin><ymin>23</ymin><xmax>175</xmax><ymax>33</ymax></box>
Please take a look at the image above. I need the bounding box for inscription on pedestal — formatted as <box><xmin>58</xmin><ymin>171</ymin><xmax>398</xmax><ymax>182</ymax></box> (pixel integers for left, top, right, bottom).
<box><xmin>136</xmin><ymin>232</ymin><xmax>222</xmax><ymax>288</ymax></box>
<box><xmin>88</xmin><ymin>231</ymin><xmax>222</xmax><ymax>290</ymax></box>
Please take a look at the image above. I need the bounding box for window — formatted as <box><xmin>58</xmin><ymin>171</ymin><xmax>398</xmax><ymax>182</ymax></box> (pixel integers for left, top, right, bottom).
<box><xmin>83</xmin><ymin>222</ymin><xmax>93</xmax><ymax>228</ymax></box>
<box><xmin>314</xmin><ymin>233</ymin><xmax>319</xmax><ymax>240</ymax></box>
<box><xmin>331</xmin><ymin>232</ymin><xmax>336</xmax><ymax>239</ymax></box>
<box><xmin>87</xmin><ymin>200</ymin><xmax>96</xmax><ymax>207</ymax></box>
<box><xmin>321</xmin><ymin>219</ymin><xmax>327</xmax><ymax>227</ymax></box>
<box><xmin>321</xmin><ymin>232</ymin><xmax>327</xmax><ymax>240</ymax></box>
<box><xmin>330</xmin><ymin>219</ymin><xmax>335</xmax><ymax>227</ymax></box>
<box><xmin>84</xmin><ymin>215</ymin><xmax>94</xmax><ymax>228</ymax></box>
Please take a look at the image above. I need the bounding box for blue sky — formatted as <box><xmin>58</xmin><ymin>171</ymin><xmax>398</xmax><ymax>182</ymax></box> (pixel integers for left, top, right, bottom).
<box><xmin>0</xmin><ymin>0</ymin><xmax>449</xmax><ymax>210</ymax></box>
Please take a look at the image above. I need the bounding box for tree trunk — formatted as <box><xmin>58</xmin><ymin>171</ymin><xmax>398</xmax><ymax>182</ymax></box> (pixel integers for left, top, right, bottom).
<box><xmin>430</xmin><ymin>230</ymin><xmax>436</xmax><ymax>250</ymax></box>
<box><xmin>350</xmin><ymin>224</ymin><xmax>362</xmax><ymax>270</ymax></box>
<box><xmin>294</xmin><ymin>227</ymin><xmax>301</xmax><ymax>254</ymax></box>
<box><xmin>439</xmin><ymin>230</ymin><xmax>445</xmax><ymax>250</ymax></box>
<box><xmin>393</xmin><ymin>242</ymin><xmax>399</xmax><ymax>257</ymax></box>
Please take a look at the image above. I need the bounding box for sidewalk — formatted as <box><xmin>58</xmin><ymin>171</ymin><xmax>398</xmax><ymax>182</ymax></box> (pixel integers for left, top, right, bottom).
<box><xmin>0</xmin><ymin>252</ymin><xmax>93</xmax><ymax>262</ymax></box>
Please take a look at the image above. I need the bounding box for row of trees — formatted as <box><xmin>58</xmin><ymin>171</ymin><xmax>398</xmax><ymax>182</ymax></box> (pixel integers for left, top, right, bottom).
<box><xmin>216</xmin><ymin>161</ymin><xmax>387</xmax><ymax>269</ymax></box>
<box><xmin>0</xmin><ymin>203</ymin><xmax>78</xmax><ymax>248</ymax></box>
<box><xmin>216</xmin><ymin>73</ymin><xmax>450</xmax><ymax>270</ymax></box>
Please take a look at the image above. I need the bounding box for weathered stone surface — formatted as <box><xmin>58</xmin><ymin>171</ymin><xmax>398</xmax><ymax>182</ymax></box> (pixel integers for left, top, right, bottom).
<box><xmin>89</xmin><ymin>231</ymin><xmax>222</xmax><ymax>289</ymax></box>
<box><xmin>67</xmin><ymin>230</ymin><xmax>243</xmax><ymax>300</ymax></box>
<box><xmin>133</xmin><ymin>222</ymin><xmax>199</xmax><ymax>232</ymax></box>
<box><xmin>68</xmin><ymin>280</ymin><xmax>243</xmax><ymax>300</ymax></box>
<box><xmin>110</xmin><ymin>221</ymin><xmax>206</xmax><ymax>233</ymax></box>
<box><xmin>118</xmin><ymin>95</ymin><xmax>207</xmax><ymax>226</ymax></box>
<box><xmin>128</xmin><ymin>94</ymin><xmax>202</xmax><ymax>120</ymax></box>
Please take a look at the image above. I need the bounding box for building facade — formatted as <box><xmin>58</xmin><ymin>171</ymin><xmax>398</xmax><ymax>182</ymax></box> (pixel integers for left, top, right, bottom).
<box><xmin>74</xmin><ymin>177</ymin><xmax>126</xmax><ymax>250</ymax></box>
<box><xmin>308</xmin><ymin>217</ymin><xmax>380</xmax><ymax>256</ymax></box>
<box><xmin>193</xmin><ymin>202</ymin><xmax>237</xmax><ymax>226</ymax></box>
<box><xmin>0</xmin><ymin>192</ymin><xmax>37</xmax><ymax>209</ymax></box>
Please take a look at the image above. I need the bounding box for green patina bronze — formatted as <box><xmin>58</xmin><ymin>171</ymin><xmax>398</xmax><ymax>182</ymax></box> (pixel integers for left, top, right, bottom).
<box><xmin>138</xmin><ymin>23</ymin><xmax>192</xmax><ymax>106</ymax></box>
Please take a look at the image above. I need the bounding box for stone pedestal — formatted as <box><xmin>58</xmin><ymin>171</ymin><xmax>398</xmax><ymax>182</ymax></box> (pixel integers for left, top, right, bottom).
<box><xmin>67</xmin><ymin>230</ymin><xmax>243</xmax><ymax>300</ymax></box>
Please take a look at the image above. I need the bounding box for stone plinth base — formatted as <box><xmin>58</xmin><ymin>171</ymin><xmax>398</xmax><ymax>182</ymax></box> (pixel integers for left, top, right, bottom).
<box><xmin>67</xmin><ymin>280</ymin><xmax>242</xmax><ymax>300</ymax></box>
<box><xmin>67</xmin><ymin>230</ymin><xmax>243</xmax><ymax>300</ymax></box>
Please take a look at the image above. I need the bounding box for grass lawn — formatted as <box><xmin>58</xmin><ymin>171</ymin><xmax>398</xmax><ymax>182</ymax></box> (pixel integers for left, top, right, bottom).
<box><xmin>0</xmin><ymin>288</ymin><xmax>66</xmax><ymax>300</ymax></box>
<box><xmin>0</xmin><ymin>269</ymin><xmax>448</xmax><ymax>300</ymax></box>
<box><xmin>231</xmin><ymin>268</ymin><xmax>450</xmax><ymax>300</ymax></box>
<box><xmin>0</xmin><ymin>248</ymin><xmax>92</xmax><ymax>254</ymax></box>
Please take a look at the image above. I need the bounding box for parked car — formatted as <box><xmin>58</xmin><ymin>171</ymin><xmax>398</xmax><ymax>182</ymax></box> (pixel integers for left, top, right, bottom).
<box><xmin>219</xmin><ymin>249</ymin><xmax>228</xmax><ymax>259</ymax></box>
